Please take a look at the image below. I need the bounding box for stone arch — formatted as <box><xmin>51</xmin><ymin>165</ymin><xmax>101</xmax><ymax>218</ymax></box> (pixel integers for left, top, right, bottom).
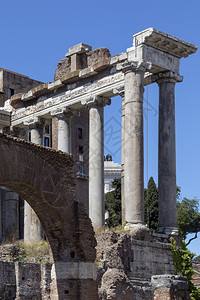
<box><xmin>0</xmin><ymin>133</ymin><xmax>96</xmax><ymax>262</ymax></box>
<box><xmin>0</xmin><ymin>133</ymin><xmax>98</xmax><ymax>299</ymax></box>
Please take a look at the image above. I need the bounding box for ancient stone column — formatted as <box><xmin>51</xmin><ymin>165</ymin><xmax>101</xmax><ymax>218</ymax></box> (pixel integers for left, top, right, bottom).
<box><xmin>4</xmin><ymin>189</ymin><xmax>19</xmax><ymax>241</ymax></box>
<box><xmin>122</xmin><ymin>61</ymin><xmax>150</xmax><ymax>229</ymax></box>
<box><xmin>30</xmin><ymin>126</ymin><xmax>42</xmax><ymax>145</ymax></box>
<box><xmin>57</xmin><ymin>114</ymin><xmax>70</xmax><ymax>153</ymax></box>
<box><xmin>113</xmin><ymin>87</ymin><xmax>125</xmax><ymax>224</ymax></box>
<box><xmin>157</xmin><ymin>71</ymin><xmax>183</xmax><ymax>234</ymax></box>
<box><xmin>89</xmin><ymin>97</ymin><xmax>110</xmax><ymax>229</ymax></box>
<box><xmin>24</xmin><ymin>123</ymin><xmax>43</xmax><ymax>241</ymax></box>
<box><xmin>121</xmin><ymin>91</ymin><xmax>125</xmax><ymax>225</ymax></box>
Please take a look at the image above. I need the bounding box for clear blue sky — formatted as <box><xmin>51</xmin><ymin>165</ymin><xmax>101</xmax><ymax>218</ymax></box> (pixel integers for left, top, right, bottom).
<box><xmin>0</xmin><ymin>0</ymin><xmax>199</xmax><ymax>254</ymax></box>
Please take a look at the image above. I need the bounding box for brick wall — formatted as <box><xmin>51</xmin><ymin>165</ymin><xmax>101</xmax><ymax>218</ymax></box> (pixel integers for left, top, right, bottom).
<box><xmin>0</xmin><ymin>134</ymin><xmax>98</xmax><ymax>299</ymax></box>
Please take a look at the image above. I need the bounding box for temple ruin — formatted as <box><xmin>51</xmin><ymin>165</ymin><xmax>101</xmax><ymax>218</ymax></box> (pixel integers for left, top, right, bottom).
<box><xmin>0</xmin><ymin>28</ymin><xmax>197</xmax><ymax>299</ymax></box>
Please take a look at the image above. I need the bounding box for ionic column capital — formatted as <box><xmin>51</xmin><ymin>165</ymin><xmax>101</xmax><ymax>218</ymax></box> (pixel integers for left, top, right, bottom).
<box><xmin>156</xmin><ymin>71</ymin><xmax>183</xmax><ymax>84</ymax></box>
<box><xmin>23</xmin><ymin>117</ymin><xmax>45</xmax><ymax>129</ymax></box>
<box><xmin>51</xmin><ymin>107</ymin><xmax>79</xmax><ymax>119</ymax></box>
<box><xmin>82</xmin><ymin>95</ymin><xmax>111</xmax><ymax>108</ymax></box>
<box><xmin>122</xmin><ymin>60</ymin><xmax>152</xmax><ymax>74</ymax></box>
<box><xmin>113</xmin><ymin>86</ymin><xmax>125</xmax><ymax>98</ymax></box>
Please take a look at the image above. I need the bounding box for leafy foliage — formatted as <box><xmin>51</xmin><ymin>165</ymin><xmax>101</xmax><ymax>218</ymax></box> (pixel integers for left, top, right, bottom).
<box><xmin>105</xmin><ymin>178</ymin><xmax>121</xmax><ymax>228</ymax></box>
<box><xmin>177</xmin><ymin>198</ymin><xmax>200</xmax><ymax>243</ymax></box>
<box><xmin>144</xmin><ymin>177</ymin><xmax>159</xmax><ymax>232</ymax></box>
<box><xmin>169</xmin><ymin>238</ymin><xmax>200</xmax><ymax>300</ymax></box>
<box><xmin>105</xmin><ymin>176</ymin><xmax>200</xmax><ymax>245</ymax></box>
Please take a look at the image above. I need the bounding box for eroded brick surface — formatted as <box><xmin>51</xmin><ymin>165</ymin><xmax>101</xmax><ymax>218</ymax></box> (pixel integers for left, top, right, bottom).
<box><xmin>0</xmin><ymin>134</ymin><xmax>98</xmax><ymax>299</ymax></box>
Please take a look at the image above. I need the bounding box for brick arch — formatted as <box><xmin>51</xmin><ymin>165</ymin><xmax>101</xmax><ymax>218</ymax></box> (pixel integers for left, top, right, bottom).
<box><xmin>0</xmin><ymin>133</ymin><xmax>96</xmax><ymax>263</ymax></box>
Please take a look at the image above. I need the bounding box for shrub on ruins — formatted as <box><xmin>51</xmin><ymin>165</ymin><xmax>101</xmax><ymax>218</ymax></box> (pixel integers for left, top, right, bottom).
<box><xmin>170</xmin><ymin>238</ymin><xmax>200</xmax><ymax>300</ymax></box>
<box><xmin>105</xmin><ymin>178</ymin><xmax>121</xmax><ymax>228</ymax></box>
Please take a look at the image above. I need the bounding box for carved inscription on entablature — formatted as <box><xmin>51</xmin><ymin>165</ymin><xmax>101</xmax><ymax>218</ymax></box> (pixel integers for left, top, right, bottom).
<box><xmin>11</xmin><ymin>72</ymin><xmax>124</xmax><ymax>125</ymax></box>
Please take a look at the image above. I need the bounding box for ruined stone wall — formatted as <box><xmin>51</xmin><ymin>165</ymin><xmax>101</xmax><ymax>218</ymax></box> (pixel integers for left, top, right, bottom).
<box><xmin>152</xmin><ymin>275</ymin><xmax>190</xmax><ymax>300</ymax></box>
<box><xmin>0</xmin><ymin>232</ymin><xmax>191</xmax><ymax>300</ymax></box>
<box><xmin>130</xmin><ymin>239</ymin><xmax>173</xmax><ymax>279</ymax></box>
<box><xmin>0</xmin><ymin>69</ymin><xmax>43</xmax><ymax>107</ymax></box>
<box><xmin>0</xmin><ymin>251</ymin><xmax>190</xmax><ymax>300</ymax></box>
<box><xmin>96</xmin><ymin>232</ymin><xmax>174</xmax><ymax>278</ymax></box>
<box><xmin>96</xmin><ymin>232</ymin><xmax>176</xmax><ymax>300</ymax></box>
<box><xmin>0</xmin><ymin>261</ymin><xmax>51</xmax><ymax>299</ymax></box>
<box><xmin>54</xmin><ymin>47</ymin><xmax>111</xmax><ymax>81</ymax></box>
<box><xmin>192</xmin><ymin>262</ymin><xmax>200</xmax><ymax>289</ymax></box>
<box><xmin>0</xmin><ymin>261</ymin><xmax>99</xmax><ymax>300</ymax></box>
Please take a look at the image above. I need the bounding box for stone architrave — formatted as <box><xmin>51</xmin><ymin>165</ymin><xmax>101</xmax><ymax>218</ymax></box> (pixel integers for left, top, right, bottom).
<box><xmin>24</xmin><ymin>121</ymin><xmax>44</xmax><ymax>242</ymax></box>
<box><xmin>88</xmin><ymin>96</ymin><xmax>110</xmax><ymax>229</ymax></box>
<box><xmin>122</xmin><ymin>61</ymin><xmax>151</xmax><ymax>229</ymax></box>
<box><xmin>0</xmin><ymin>110</ymin><xmax>10</xmax><ymax>130</ymax></box>
<box><xmin>157</xmin><ymin>71</ymin><xmax>183</xmax><ymax>234</ymax></box>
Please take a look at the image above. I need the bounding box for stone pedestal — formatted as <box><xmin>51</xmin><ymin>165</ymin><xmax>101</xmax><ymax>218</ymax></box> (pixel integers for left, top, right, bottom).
<box><xmin>157</xmin><ymin>72</ymin><xmax>182</xmax><ymax>234</ymax></box>
<box><xmin>50</xmin><ymin>262</ymin><xmax>98</xmax><ymax>300</ymax></box>
<box><xmin>89</xmin><ymin>99</ymin><xmax>105</xmax><ymax>229</ymax></box>
<box><xmin>4</xmin><ymin>190</ymin><xmax>19</xmax><ymax>241</ymax></box>
<box><xmin>24</xmin><ymin>124</ymin><xmax>43</xmax><ymax>242</ymax></box>
<box><xmin>123</xmin><ymin>62</ymin><xmax>150</xmax><ymax>228</ymax></box>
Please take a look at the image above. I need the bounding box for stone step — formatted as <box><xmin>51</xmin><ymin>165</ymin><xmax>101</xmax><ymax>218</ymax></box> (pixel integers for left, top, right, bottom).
<box><xmin>128</xmin><ymin>277</ymin><xmax>153</xmax><ymax>300</ymax></box>
<box><xmin>128</xmin><ymin>276</ymin><xmax>151</xmax><ymax>287</ymax></box>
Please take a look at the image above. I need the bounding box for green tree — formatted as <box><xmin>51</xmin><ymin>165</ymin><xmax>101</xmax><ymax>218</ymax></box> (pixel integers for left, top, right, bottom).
<box><xmin>144</xmin><ymin>177</ymin><xmax>159</xmax><ymax>232</ymax></box>
<box><xmin>105</xmin><ymin>178</ymin><xmax>121</xmax><ymax>228</ymax></box>
<box><xmin>105</xmin><ymin>176</ymin><xmax>200</xmax><ymax>246</ymax></box>
<box><xmin>177</xmin><ymin>198</ymin><xmax>200</xmax><ymax>245</ymax></box>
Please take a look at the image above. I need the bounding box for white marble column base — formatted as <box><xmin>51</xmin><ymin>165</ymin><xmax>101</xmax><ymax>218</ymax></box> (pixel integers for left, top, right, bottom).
<box><xmin>159</xmin><ymin>227</ymin><xmax>179</xmax><ymax>235</ymax></box>
<box><xmin>124</xmin><ymin>222</ymin><xmax>148</xmax><ymax>233</ymax></box>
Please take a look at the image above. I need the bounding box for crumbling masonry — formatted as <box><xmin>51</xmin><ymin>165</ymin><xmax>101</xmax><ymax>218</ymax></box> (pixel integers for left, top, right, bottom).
<box><xmin>0</xmin><ymin>28</ymin><xmax>197</xmax><ymax>299</ymax></box>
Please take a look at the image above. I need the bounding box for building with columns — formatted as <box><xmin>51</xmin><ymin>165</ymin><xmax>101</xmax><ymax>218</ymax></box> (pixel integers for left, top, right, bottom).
<box><xmin>104</xmin><ymin>157</ymin><xmax>121</xmax><ymax>193</ymax></box>
<box><xmin>0</xmin><ymin>28</ymin><xmax>197</xmax><ymax>241</ymax></box>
